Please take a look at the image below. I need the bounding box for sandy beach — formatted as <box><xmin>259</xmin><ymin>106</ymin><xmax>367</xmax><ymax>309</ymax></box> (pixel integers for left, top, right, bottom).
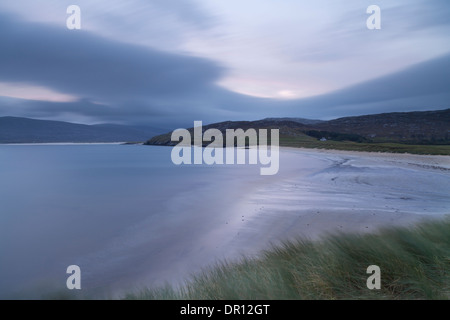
<box><xmin>1</xmin><ymin>145</ymin><xmax>449</xmax><ymax>298</ymax></box>
<box><xmin>109</xmin><ymin>147</ymin><xmax>450</xmax><ymax>297</ymax></box>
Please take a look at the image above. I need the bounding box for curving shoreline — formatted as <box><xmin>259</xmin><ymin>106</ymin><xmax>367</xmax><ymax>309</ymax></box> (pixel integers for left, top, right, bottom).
<box><xmin>1</xmin><ymin>145</ymin><xmax>448</xmax><ymax>299</ymax></box>
<box><xmin>115</xmin><ymin>148</ymin><xmax>450</xmax><ymax>298</ymax></box>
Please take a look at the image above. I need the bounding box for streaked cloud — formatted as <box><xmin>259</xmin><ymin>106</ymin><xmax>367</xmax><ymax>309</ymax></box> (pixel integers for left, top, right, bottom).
<box><xmin>0</xmin><ymin>1</ymin><xmax>449</xmax><ymax>127</ymax></box>
<box><xmin>0</xmin><ymin>13</ymin><xmax>223</xmax><ymax>98</ymax></box>
<box><xmin>0</xmin><ymin>82</ymin><xmax>77</xmax><ymax>102</ymax></box>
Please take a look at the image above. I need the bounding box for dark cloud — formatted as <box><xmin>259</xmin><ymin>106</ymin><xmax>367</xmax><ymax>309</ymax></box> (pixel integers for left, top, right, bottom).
<box><xmin>215</xmin><ymin>53</ymin><xmax>450</xmax><ymax>119</ymax></box>
<box><xmin>0</xmin><ymin>12</ymin><xmax>233</xmax><ymax>126</ymax></box>
<box><xmin>281</xmin><ymin>53</ymin><xmax>450</xmax><ymax>118</ymax></box>
<box><xmin>0</xmin><ymin>13</ymin><xmax>223</xmax><ymax>101</ymax></box>
<box><xmin>0</xmin><ymin>89</ymin><xmax>270</xmax><ymax>128</ymax></box>
<box><xmin>317</xmin><ymin>54</ymin><xmax>450</xmax><ymax>105</ymax></box>
<box><xmin>0</xmin><ymin>10</ymin><xmax>449</xmax><ymax>127</ymax></box>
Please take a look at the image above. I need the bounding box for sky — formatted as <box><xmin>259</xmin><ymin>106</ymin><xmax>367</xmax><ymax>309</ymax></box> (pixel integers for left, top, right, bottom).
<box><xmin>0</xmin><ymin>0</ymin><xmax>449</xmax><ymax>128</ymax></box>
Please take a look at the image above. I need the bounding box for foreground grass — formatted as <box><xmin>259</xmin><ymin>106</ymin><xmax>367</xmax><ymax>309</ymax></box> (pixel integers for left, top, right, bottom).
<box><xmin>126</xmin><ymin>218</ymin><xmax>450</xmax><ymax>300</ymax></box>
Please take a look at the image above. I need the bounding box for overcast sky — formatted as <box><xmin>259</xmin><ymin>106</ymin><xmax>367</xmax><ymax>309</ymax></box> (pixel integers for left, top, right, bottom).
<box><xmin>0</xmin><ymin>0</ymin><xmax>449</xmax><ymax>128</ymax></box>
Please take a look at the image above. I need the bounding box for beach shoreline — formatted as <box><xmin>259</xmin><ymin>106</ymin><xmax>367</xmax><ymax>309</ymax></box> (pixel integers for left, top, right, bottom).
<box><xmin>1</xmin><ymin>145</ymin><xmax>448</xmax><ymax>299</ymax></box>
<box><xmin>116</xmin><ymin>147</ymin><xmax>450</xmax><ymax>297</ymax></box>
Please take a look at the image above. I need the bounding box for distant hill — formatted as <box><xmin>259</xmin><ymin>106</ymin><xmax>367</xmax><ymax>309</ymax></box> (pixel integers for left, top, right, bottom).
<box><xmin>0</xmin><ymin>117</ymin><xmax>162</xmax><ymax>143</ymax></box>
<box><xmin>314</xmin><ymin>109</ymin><xmax>450</xmax><ymax>144</ymax></box>
<box><xmin>262</xmin><ymin>117</ymin><xmax>325</xmax><ymax>125</ymax></box>
<box><xmin>2</xmin><ymin>109</ymin><xmax>449</xmax><ymax>147</ymax></box>
<box><xmin>144</xmin><ymin>119</ymin><xmax>310</xmax><ymax>146</ymax></box>
<box><xmin>145</xmin><ymin>109</ymin><xmax>450</xmax><ymax>148</ymax></box>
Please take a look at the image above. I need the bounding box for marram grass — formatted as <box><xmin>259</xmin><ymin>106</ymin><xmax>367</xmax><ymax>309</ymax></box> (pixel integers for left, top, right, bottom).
<box><xmin>125</xmin><ymin>218</ymin><xmax>450</xmax><ymax>300</ymax></box>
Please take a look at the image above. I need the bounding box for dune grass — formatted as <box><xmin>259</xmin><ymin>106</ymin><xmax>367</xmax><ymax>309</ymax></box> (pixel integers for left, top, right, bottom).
<box><xmin>125</xmin><ymin>218</ymin><xmax>450</xmax><ymax>300</ymax></box>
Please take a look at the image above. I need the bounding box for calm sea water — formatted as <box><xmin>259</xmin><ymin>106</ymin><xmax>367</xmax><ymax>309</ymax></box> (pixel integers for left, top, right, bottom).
<box><xmin>1</xmin><ymin>144</ymin><xmax>449</xmax><ymax>298</ymax></box>
<box><xmin>0</xmin><ymin>144</ymin><xmax>277</xmax><ymax>298</ymax></box>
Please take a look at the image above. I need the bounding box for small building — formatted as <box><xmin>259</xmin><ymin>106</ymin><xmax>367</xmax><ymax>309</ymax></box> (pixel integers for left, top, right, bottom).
<box><xmin>320</xmin><ymin>137</ymin><xmax>327</xmax><ymax>141</ymax></box>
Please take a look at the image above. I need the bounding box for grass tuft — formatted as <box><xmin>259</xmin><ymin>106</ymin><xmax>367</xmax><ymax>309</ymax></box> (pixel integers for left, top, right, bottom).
<box><xmin>125</xmin><ymin>218</ymin><xmax>450</xmax><ymax>300</ymax></box>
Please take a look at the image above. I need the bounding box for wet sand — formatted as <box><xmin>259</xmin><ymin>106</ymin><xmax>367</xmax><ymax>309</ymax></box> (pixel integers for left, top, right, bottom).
<box><xmin>115</xmin><ymin>148</ymin><xmax>450</xmax><ymax>297</ymax></box>
<box><xmin>1</xmin><ymin>145</ymin><xmax>449</xmax><ymax>298</ymax></box>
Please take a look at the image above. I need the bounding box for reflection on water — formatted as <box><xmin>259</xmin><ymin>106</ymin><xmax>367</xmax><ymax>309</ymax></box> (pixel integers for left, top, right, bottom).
<box><xmin>0</xmin><ymin>144</ymin><xmax>268</xmax><ymax>298</ymax></box>
<box><xmin>0</xmin><ymin>145</ymin><xmax>449</xmax><ymax>298</ymax></box>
